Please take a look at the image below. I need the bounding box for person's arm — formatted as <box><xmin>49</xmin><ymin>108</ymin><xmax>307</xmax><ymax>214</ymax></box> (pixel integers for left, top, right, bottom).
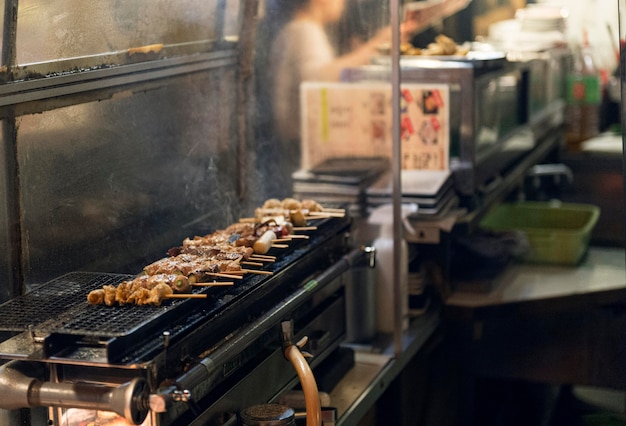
<box><xmin>309</xmin><ymin>22</ymin><xmax>418</xmax><ymax>81</ymax></box>
<box><xmin>319</xmin><ymin>26</ymin><xmax>390</xmax><ymax>79</ymax></box>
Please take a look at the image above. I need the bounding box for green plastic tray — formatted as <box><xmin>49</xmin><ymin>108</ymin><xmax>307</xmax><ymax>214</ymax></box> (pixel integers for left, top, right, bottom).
<box><xmin>480</xmin><ymin>201</ymin><xmax>600</xmax><ymax>265</ymax></box>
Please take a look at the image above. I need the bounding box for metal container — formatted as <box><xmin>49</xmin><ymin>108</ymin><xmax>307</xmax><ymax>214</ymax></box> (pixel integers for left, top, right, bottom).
<box><xmin>340</xmin><ymin>49</ymin><xmax>567</xmax><ymax>200</ymax></box>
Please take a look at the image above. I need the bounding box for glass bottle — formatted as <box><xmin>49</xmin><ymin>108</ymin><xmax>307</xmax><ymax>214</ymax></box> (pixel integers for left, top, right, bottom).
<box><xmin>564</xmin><ymin>31</ymin><xmax>602</xmax><ymax>151</ymax></box>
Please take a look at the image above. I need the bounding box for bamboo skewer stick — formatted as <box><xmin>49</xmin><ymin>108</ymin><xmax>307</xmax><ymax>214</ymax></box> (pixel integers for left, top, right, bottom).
<box><xmin>206</xmin><ymin>272</ymin><xmax>244</xmax><ymax>280</ymax></box>
<box><xmin>241</xmin><ymin>261</ymin><xmax>264</xmax><ymax>267</ymax></box>
<box><xmin>306</xmin><ymin>211</ymin><xmax>345</xmax><ymax>218</ymax></box>
<box><xmin>272</xmin><ymin>238</ymin><xmax>292</xmax><ymax>243</ymax></box>
<box><xmin>249</xmin><ymin>256</ymin><xmax>276</xmax><ymax>262</ymax></box>
<box><xmin>292</xmin><ymin>226</ymin><xmax>317</xmax><ymax>231</ymax></box>
<box><xmin>271</xmin><ymin>244</ymin><xmax>289</xmax><ymax>249</ymax></box>
<box><xmin>166</xmin><ymin>293</ymin><xmax>208</xmax><ymax>299</ymax></box>
<box><xmin>287</xmin><ymin>234</ymin><xmax>309</xmax><ymax>239</ymax></box>
<box><xmin>251</xmin><ymin>253</ymin><xmax>276</xmax><ymax>258</ymax></box>
<box><xmin>229</xmin><ymin>269</ymin><xmax>274</xmax><ymax>275</ymax></box>
<box><xmin>191</xmin><ymin>281</ymin><xmax>235</xmax><ymax>286</ymax></box>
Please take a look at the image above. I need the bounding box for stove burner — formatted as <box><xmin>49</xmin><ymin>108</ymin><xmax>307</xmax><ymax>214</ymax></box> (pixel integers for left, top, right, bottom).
<box><xmin>240</xmin><ymin>404</ymin><xmax>296</xmax><ymax>426</ymax></box>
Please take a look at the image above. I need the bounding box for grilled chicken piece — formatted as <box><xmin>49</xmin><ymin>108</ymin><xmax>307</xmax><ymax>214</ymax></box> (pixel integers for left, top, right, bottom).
<box><xmin>87</xmin><ymin>289</ymin><xmax>105</xmax><ymax>305</ymax></box>
<box><xmin>87</xmin><ymin>274</ymin><xmax>191</xmax><ymax>305</ymax></box>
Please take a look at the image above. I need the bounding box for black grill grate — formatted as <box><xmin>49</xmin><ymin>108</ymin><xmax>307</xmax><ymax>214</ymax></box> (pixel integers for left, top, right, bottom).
<box><xmin>0</xmin><ymin>272</ymin><xmax>132</xmax><ymax>333</ymax></box>
<box><xmin>59</xmin><ymin>292</ymin><xmax>185</xmax><ymax>337</ymax></box>
<box><xmin>0</xmin><ymin>271</ymin><xmax>220</xmax><ymax>338</ymax></box>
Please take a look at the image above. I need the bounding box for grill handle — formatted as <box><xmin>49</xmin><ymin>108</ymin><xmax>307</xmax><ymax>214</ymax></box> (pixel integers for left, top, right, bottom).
<box><xmin>0</xmin><ymin>360</ymin><xmax>150</xmax><ymax>424</ymax></box>
<box><xmin>150</xmin><ymin>247</ymin><xmax>367</xmax><ymax>413</ymax></box>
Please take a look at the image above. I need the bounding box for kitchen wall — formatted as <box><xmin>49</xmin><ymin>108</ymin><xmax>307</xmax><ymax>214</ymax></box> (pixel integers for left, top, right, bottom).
<box><xmin>539</xmin><ymin>0</ymin><xmax>620</xmax><ymax>73</ymax></box>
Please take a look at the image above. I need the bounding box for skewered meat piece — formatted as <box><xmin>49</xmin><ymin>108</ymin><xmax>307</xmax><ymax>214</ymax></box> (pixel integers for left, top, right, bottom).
<box><xmin>282</xmin><ymin>198</ymin><xmax>302</xmax><ymax>210</ymax></box>
<box><xmin>147</xmin><ymin>283</ymin><xmax>174</xmax><ymax>305</ymax></box>
<box><xmin>103</xmin><ymin>285</ymin><xmax>117</xmax><ymax>306</ymax></box>
<box><xmin>87</xmin><ymin>274</ymin><xmax>190</xmax><ymax>306</ymax></box>
<box><xmin>301</xmin><ymin>199</ymin><xmax>323</xmax><ymax>212</ymax></box>
<box><xmin>190</xmin><ymin>226</ymin><xmax>258</xmax><ymax>248</ymax></box>
<box><xmin>253</xmin><ymin>230</ymin><xmax>277</xmax><ymax>255</ymax></box>
<box><xmin>255</xmin><ymin>196</ymin><xmax>337</xmax><ymax>226</ymax></box>
<box><xmin>289</xmin><ymin>210</ymin><xmax>307</xmax><ymax>227</ymax></box>
<box><xmin>180</xmin><ymin>242</ymin><xmax>253</xmax><ymax>259</ymax></box>
<box><xmin>87</xmin><ymin>289</ymin><xmax>105</xmax><ymax>305</ymax></box>
<box><xmin>262</xmin><ymin>198</ymin><xmax>282</xmax><ymax>209</ymax></box>
<box><xmin>254</xmin><ymin>207</ymin><xmax>291</xmax><ymax>219</ymax></box>
<box><xmin>143</xmin><ymin>254</ymin><xmax>243</xmax><ymax>277</ymax></box>
<box><xmin>254</xmin><ymin>207</ymin><xmax>309</xmax><ymax>227</ymax></box>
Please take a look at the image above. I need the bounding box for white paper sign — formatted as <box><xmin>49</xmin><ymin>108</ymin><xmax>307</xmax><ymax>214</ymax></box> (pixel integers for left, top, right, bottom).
<box><xmin>301</xmin><ymin>82</ymin><xmax>450</xmax><ymax>171</ymax></box>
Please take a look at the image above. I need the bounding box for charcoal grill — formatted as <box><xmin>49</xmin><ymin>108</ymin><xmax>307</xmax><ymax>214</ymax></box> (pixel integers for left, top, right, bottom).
<box><xmin>0</xmin><ymin>215</ymin><xmax>369</xmax><ymax>425</ymax></box>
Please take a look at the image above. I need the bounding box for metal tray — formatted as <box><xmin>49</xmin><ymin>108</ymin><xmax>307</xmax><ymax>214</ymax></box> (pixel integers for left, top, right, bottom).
<box><xmin>372</xmin><ymin>51</ymin><xmax>507</xmax><ymax>70</ymax></box>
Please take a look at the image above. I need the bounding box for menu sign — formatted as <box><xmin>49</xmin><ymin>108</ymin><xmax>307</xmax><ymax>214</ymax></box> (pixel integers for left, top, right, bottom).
<box><xmin>301</xmin><ymin>82</ymin><xmax>449</xmax><ymax>171</ymax></box>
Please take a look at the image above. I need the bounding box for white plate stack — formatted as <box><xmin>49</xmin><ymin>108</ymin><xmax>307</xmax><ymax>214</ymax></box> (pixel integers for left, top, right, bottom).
<box><xmin>487</xmin><ymin>4</ymin><xmax>568</xmax><ymax>52</ymax></box>
<box><xmin>515</xmin><ymin>4</ymin><xmax>568</xmax><ymax>33</ymax></box>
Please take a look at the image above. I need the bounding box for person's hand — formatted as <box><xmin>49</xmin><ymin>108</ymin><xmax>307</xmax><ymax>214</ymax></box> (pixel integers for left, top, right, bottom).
<box><xmin>400</xmin><ymin>19</ymin><xmax>420</xmax><ymax>43</ymax></box>
<box><xmin>369</xmin><ymin>22</ymin><xmax>419</xmax><ymax>48</ymax></box>
<box><xmin>400</xmin><ymin>13</ymin><xmax>424</xmax><ymax>43</ymax></box>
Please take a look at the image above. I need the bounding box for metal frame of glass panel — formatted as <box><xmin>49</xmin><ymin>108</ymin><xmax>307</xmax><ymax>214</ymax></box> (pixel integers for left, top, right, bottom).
<box><xmin>0</xmin><ymin>0</ymin><xmax>246</xmax><ymax>297</ymax></box>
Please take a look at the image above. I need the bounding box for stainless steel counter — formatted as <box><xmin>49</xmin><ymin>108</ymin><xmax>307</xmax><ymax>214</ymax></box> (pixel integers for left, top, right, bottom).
<box><xmin>327</xmin><ymin>308</ymin><xmax>441</xmax><ymax>425</ymax></box>
<box><xmin>447</xmin><ymin>246</ymin><xmax>626</xmax><ymax>309</ymax></box>
<box><xmin>444</xmin><ymin>246</ymin><xmax>626</xmax><ymax>392</ymax></box>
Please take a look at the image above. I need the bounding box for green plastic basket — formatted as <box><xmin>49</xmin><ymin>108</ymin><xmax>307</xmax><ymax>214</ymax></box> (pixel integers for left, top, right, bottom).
<box><xmin>480</xmin><ymin>201</ymin><xmax>601</xmax><ymax>265</ymax></box>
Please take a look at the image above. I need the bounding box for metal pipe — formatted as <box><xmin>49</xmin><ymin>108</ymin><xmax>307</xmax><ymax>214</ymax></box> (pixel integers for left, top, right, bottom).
<box><xmin>0</xmin><ymin>361</ymin><xmax>150</xmax><ymax>425</ymax></box>
<box><xmin>284</xmin><ymin>345</ymin><xmax>321</xmax><ymax>426</ymax></box>
<box><xmin>390</xmin><ymin>0</ymin><xmax>403</xmax><ymax>358</ymax></box>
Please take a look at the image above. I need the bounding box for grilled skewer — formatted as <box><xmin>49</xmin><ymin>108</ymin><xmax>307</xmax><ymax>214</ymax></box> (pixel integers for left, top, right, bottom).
<box><xmin>86</xmin><ymin>197</ymin><xmax>339</xmax><ymax>306</ymax></box>
<box><xmin>87</xmin><ymin>274</ymin><xmax>193</xmax><ymax>306</ymax></box>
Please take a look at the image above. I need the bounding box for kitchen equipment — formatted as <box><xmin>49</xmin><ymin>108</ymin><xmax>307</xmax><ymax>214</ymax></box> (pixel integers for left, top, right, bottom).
<box><xmin>340</xmin><ymin>48</ymin><xmax>568</xmax><ymax>202</ymax></box>
<box><xmin>479</xmin><ymin>201</ymin><xmax>600</xmax><ymax>265</ymax></box>
<box><xmin>0</xmin><ymin>214</ymin><xmax>368</xmax><ymax>425</ymax></box>
<box><xmin>240</xmin><ymin>404</ymin><xmax>295</xmax><ymax>426</ymax></box>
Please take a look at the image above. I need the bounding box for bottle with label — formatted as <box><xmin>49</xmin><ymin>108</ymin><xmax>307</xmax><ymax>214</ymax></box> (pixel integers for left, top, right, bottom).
<box><xmin>564</xmin><ymin>30</ymin><xmax>602</xmax><ymax>151</ymax></box>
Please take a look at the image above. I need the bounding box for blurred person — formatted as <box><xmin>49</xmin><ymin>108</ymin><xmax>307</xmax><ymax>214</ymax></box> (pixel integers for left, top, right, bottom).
<box><xmin>266</xmin><ymin>0</ymin><xmax>419</xmax><ymax>176</ymax></box>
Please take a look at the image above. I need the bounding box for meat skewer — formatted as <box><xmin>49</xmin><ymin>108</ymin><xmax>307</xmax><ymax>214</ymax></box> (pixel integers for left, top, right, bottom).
<box><xmin>144</xmin><ymin>254</ymin><xmax>246</xmax><ymax>278</ymax></box>
<box><xmin>86</xmin><ymin>197</ymin><xmax>335</xmax><ymax>306</ymax></box>
<box><xmin>87</xmin><ymin>274</ymin><xmax>193</xmax><ymax>306</ymax></box>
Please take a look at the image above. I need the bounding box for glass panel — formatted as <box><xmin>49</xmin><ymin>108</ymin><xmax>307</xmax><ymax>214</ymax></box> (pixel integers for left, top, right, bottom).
<box><xmin>17</xmin><ymin>70</ymin><xmax>251</xmax><ymax>286</ymax></box>
<box><xmin>0</xmin><ymin>121</ymin><xmax>12</xmax><ymax>303</ymax></box>
<box><xmin>16</xmin><ymin>0</ymin><xmax>219</xmax><ymax>65</ymax></box>
<box><xmin>256</xmin><ymin>0</ymin><xmax>393</xmax><ymax>201</ymax></box>
<box><xmin>223</xmin><ymin>0</ymin><xmax>241</xmax><ymax>41</ymax></box>
<box><xmin>255</xmin><ymin>0</ymin><xmax>401</xmax><ymax>335</ymax></box>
